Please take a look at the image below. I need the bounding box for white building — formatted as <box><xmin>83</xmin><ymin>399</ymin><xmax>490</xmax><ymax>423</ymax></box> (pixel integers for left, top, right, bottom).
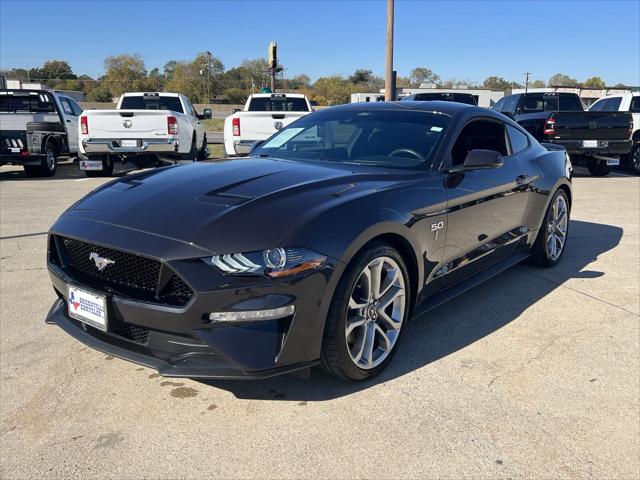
<box><xmin>353</xmin><ymin>86</ymin><xmax>505</xmax><ymax>108</ymax></box>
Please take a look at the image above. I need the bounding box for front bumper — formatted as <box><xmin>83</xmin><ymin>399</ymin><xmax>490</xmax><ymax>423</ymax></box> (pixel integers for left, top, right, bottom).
<box><xmin>46</xmin><ymin>223</ymin><xmax>341</xmax><ymax>379</ymax></box>
<box><xmin>81</xmin><ymin>138</ymin><xmax>179</xmax><ymax>157</ymax></box>
<box><xmin>547</xmin><ymin>139</ymin><xmax>632</xmax><ymax>156</ymax></box>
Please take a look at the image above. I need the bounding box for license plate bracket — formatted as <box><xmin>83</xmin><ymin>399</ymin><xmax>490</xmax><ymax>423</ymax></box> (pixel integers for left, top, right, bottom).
<box><xmin>79</xmin><ymin>160</ymin><xmax>103</xmax><ymax>171</ymax></box>
<box><xmin>121</xmin><ymin>139</ymin><xmax>138</xmax><ymax>148</ymax></box>
<box><xmin>67</xmin><ymin>285</ymin><xmax>108</xmax><ymax>331</ymax></box>
<box><xmin>582</xmin><ymin>140</ymin><xmax>598</xmax><ymax>148</ymax></box>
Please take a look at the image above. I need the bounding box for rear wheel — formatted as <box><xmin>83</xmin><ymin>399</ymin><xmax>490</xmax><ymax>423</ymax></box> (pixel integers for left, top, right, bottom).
<box><xmin>23</xmin><ymin>143</ymin><xmax>57</xmax><ymax>177</ymax></box>
<box><xmin>587</xmin><ymin>157</ymin><xmax>611</xmax><ymax>176</ymax></box>
<box><xmin>529</xmin><ymin>189</ymin><xmax>570</xmax><ymax>267</ymax></box>
<box><xmin>321</xmin><ymin>243</ymin><xmax>411</xmax><ymax>381</ymax></box>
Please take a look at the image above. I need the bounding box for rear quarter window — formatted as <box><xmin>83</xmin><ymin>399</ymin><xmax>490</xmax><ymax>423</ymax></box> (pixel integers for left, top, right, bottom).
<box><xmin>507</xmin><ymin>125</ymin><xmax>529</xmax><ymax>154</ymax></box>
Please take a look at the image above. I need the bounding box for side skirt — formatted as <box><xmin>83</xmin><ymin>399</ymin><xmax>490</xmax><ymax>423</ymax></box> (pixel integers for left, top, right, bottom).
<box><xmin>412</xmin><ymin>251</ymin><xmax>530</xmax><ymax>319</ymax></box>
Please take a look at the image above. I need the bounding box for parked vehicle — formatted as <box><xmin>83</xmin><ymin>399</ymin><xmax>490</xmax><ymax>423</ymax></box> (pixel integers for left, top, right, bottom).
<box><xmin>494</xmin><ymin>92</ymin><xmax>633</xmax><ymax>176</ymax></box>
<box><xmin>401</xmin><ymin>92</ymin><xmax>477</xmax><ymax>105</ymax></box>
<box><xmin>223</xmin><ymin>93</ymin><xmax>311</xmax><ymax>157</ymax></box>
<box><xmin>0</xmin><ymin>89</ymin><xmax>81</xmax><ymax>177</ymax></box>
<box><xmin>46</xmin><ymin>101</ymin><xmax>572</xmax><ymax>381</ymax></box>
<box><xmin>78</xmin><ymin>92</ymin><xmax>210</xmax><ymax>177</ymax></box>
<box><xmin>589</xmin><ymin>91</ymin><xmax>640</xmax><ymax>173</ymax></box>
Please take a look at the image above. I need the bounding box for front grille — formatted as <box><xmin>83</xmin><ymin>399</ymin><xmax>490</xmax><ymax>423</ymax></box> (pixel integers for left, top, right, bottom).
<box><xmin>113</xmin><ymin>324</ymin><xmax>150</xmax><ymax>345</ymax></box>
<box><xmin>54</xmin><ymin>236</ymin><xmax>193</xmax><ymax>306</ymax></box>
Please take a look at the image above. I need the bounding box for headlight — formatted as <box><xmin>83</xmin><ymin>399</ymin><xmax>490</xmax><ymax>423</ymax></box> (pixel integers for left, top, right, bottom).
<box><xmin>202</xmin><ymin>247</ymin><xmax>326</xmax><ymax>278</ymax></box>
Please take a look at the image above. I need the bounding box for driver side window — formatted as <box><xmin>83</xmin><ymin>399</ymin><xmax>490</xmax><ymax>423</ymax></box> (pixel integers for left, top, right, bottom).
<box><xmin>450</xmin><ymin>120</ymin><xmax>508</xmax><ymax>166</ymax></box>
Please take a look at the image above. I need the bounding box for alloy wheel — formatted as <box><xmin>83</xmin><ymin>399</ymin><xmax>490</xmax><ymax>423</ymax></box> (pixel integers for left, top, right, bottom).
<box><xmin>46</xmin><ymin>147</ymin><xmax>56</xmax><ymax>171</ymax></box>
<box><xmin>632</xmin><ymin>145</ymin><xmax>640</xmax><ymax>173</ymax></box>
<box><xmin>345</xmin><ymin>256</ymin><xmax>406</xmax><ymax>369</ymax></box>
<box><xmin>546</xmin><ymin>195</ymin><xmax>568</xmax><ymax>261</ymax></box>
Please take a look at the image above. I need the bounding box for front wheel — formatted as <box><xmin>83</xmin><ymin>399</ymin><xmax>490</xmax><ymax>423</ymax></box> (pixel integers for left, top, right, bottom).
<box><xmin>197</xmin><ymin>135</ymin><xmax>209</xmax><ymax>161</ymax></box>
<box><xmin>321</xmin><ymin>243</ymin><xmax>411</xmax><ymax>381</ymax></box>
<box><xmin>529</xmin><ymin>189</ymin><xmax>570</xmax><ymax>267</ymax></box>
<box><xmin>587</xmin><ymin>157</ymin><xmax>611</xmax><ymax>176</ymax></box>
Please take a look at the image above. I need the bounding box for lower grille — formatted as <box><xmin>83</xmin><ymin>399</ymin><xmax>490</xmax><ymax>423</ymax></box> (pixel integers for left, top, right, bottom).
<box><xmin>54</xmin><ymin>236</ymin><xmax>193</xmax><ymax>306</ymax></box>
<box><xmin>113</xmin><ymin>324</ymin><xmax>150</xmax><ymax>346</ymax></box>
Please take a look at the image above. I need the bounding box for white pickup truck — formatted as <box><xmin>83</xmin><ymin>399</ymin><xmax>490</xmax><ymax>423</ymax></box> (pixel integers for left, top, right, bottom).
<box><xmin>78</xmin><ymin>92</ymin><xmax>211</xmax><ymax>176</ymax></box>
<box><xmin>223</xmin><ymin>93</ymin><xmax>312</xmax><ymax>157</ymax></box>
<box><xmin>589</xmin><ymin>91</ymin><xmax>640</xmax><ymax>174</ymax></box>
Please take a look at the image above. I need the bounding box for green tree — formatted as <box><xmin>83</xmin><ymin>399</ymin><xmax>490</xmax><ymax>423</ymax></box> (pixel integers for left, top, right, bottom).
<box><xmin>582</xmin><ymin>76</ymin><xmax>606</xmax><ymax>89</ymax></box>
<box><xmin>483</xmin><ymin>76</ymin><xmax>511</xmax><ymax>91</ymax></box>
<box><xmin>103</xmin><ymin>54</ymin><xmax>148</xmax><ymax>96</ymax></box>
<box><xmin>40</xmin><ymin>60</ymin><xmax>76</xmax><ymax>80</ymax></box>
<box><xmin>409</xmin><ymin>67</ymin><xmax>440</xmax><ymax>86</ymax></box>
<box><xmin>548</xmin><ymin>73</ymin><xmax>578</xmax><ymax>86</ymax></box>
<box><xmin>349</xmin><ymin>69</ymin><xmax>373</xmax><ymax>84</ymax></box>
<box><xmin>87</xmin><ymin>87</ymin><xmax>114</xmax><ymax>102</ymax></box>
<box><xmin>313</xmin><ymin>76</ymin><xmax>352</xmax><ymax>105</ymax></box>
<box><xmin>529</xmin><ymin>79</ymin><xmax>546</xmax><ymax>88</ymax></box>
<box><xmin>223</xmin><ymin>87</ymin><xmax>249</xmax><ymax>104</ymax></box>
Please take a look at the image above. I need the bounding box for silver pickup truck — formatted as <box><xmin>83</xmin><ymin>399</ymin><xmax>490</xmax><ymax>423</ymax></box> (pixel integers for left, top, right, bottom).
<box><xmin>0</xmin><ymin>89</ymin><xmax>81</xmax><ymax>177</ymax></box>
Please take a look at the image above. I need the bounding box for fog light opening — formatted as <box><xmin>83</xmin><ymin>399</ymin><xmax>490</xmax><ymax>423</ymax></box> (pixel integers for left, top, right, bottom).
<box><xmin>208</xmin><ymin>305</ymin><xmax>295</xmax><ymax>323</ymax></box>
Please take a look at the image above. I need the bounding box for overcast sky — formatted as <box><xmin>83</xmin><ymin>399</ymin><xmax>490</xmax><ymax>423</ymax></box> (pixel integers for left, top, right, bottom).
<box><xmin>1</xmin><ymin>0</ymin><xmax>638</xmax><ymax>86</ymax></box>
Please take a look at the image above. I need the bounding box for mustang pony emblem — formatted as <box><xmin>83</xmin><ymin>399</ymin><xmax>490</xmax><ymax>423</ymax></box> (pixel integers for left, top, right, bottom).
<box><xmin>89</xmin><ymin>252</ymin><xmax>115</xmax><ymax>271</ymax></box>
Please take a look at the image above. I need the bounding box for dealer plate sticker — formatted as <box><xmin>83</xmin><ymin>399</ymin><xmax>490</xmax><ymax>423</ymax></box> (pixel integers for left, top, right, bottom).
<box><xmin>121</xmin><ymin>139</ymin><xmax>138</xmax><ymax>147</ymax></box>
<box><xmin>67</xmin><ymin>285</ymin><xmax>108</xmax><ymax>331</ymax></box>
<box><xmin>79</xmin><ymin>160</ymin><xmax>103</xmax><ymax>171</ymax></box>
<box><xmin>582</xmin><ymin>140</ymin><xmax>598</xmax><ymax>148</ymax></box>
<box><xmin>606</xmin><ymin>158</ymin><xmax>620</xmax><ymax>166</ymax></box>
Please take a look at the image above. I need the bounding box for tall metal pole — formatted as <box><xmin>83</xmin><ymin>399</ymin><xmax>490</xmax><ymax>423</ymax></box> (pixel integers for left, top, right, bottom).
<box><xmin>206</xmin><ymin>52</ymin><xmax>212</xmax><ymax>102</ymax></box>
<box><xmin>385</xmin><ymin>0</ymin><xmax>394</xmax><ymax>101</ymax></box>
<box><xmin>524</xmin><ymin>72</ymin><xmax>531</xmax><ymax>94</ymax></box>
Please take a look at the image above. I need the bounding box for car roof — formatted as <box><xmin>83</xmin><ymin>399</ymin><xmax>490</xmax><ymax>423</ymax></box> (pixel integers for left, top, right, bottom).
<box><xmin>250</xmin><ymin>93</ymin><xmax>306</xmax><ymax>98</ymax></box>
<box><xmin>331</xmin><ymin>100</ymin><xmax>483</xmax><ymax>115</ymax></box>
<box><xmin>122</xmin><ymin>92</ymin><xmax>181</xmax><ymax>97</ymax></box>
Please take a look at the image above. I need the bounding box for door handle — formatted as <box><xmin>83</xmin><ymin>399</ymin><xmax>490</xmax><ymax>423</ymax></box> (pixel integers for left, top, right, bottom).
<box><xmin>66</xmin><ymin>119</ymin><xmax>71</xmax><ymax>123</ymax></box>
<box><xmin>516</xmin><ymin>175</ymin><xmax>531</xmax><ymax>186</ymax></box>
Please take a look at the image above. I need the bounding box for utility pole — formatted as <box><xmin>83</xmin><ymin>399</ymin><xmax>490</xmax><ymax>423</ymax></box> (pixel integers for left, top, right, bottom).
<box><xmin>206</xmin><ymin>51</ymin><xmax>212</xmax><ymax>102</ymax></box>
<box><xmin>385</xmin><ymin>0</ymin><xmax>394</xmax><ymax>101</ymax></box>
<box><xmin>523</xmin><ymin>72</ymin><xmax>532</xmax><ymax>93</ymax></box>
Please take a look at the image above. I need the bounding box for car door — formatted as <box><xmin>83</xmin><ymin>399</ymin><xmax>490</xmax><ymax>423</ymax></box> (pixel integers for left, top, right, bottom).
<box><xmin>438</xmin><ymin>117</ymin><xmax>531</xmax><ymax>287</ymax></box>
<box><xmin>58</xmin><ymin>96</ymin><xmax>79</xmax><ymax>152</ymax></box>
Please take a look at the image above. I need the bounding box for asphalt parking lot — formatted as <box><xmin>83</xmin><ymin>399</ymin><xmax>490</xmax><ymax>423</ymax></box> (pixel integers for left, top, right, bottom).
<box><xmin>1</xmin><ymin>161</ymin><xmax>638</xmax><ymax>479</ymax></box>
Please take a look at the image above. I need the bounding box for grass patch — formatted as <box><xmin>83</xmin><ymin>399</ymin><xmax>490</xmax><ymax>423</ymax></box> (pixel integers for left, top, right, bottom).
<box><xmin>208</xmin><ymin>143</ymin><xmax>225</xmax><ymax>159</ymax></box>
<box><xmin>201</xmin><ymin>118</ymin><xmax>225</xmax><ymax>131</ymax></box>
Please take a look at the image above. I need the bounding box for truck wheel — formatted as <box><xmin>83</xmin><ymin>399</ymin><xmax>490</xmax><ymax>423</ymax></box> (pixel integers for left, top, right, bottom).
<box><xmin>24</xmin><ymin>143</ymin><xmax>57</xmax><ymax>177</ymax></box>
<box><xmin>188</xmin><ymin>135</ymin><xmax>197</xmax><ymax>161</ymax></box>
<box><xmin>197</xmin><ymin>135</ymin><xmax>209</xmax><ymax>161</ymax></box>
<box><xmin>587</xmin><ymin>157</ymin><xmax>611</xmax><ymax>176</ymax></box>
<box><xmin>84</xmin><ymin>156</ymin><xmax>114</xmax><ymax>177</ymax></box>
<box><xmin>629</xmin><ymin>143</ymin><xmax>640</xmax><ymax>175</ymax></box>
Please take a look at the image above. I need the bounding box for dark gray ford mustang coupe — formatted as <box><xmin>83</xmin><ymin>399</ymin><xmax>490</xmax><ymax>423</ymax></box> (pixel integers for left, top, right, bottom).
<box><xmin>46</xmin><ymin>101</ymin><xmax>572</xmax><ymax>381</ymax></box>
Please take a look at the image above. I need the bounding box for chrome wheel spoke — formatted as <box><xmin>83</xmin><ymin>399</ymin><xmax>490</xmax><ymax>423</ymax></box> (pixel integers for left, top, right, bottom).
<box><xmin>378</xmin><ymin>310</ymin><xmax>401</xmax><ymax>330</ymax></box>
<box><xmin>346</xmin><ymin>316</ymin><xmax>367</xmax><ymax>337</ymax></box>
<box><xmin>345</xmin><ymin>255</ymin><xmax>406</xmax><ymax>370</ymax></box>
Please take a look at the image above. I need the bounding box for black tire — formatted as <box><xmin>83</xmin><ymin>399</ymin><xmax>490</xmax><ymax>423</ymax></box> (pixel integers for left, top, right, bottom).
<box><xmin>23</xmin><ymin>143</ymin><xmax>57</xmax><ymax>177</ymax></box>
<box><xmin>197</xmin><ymin>135</ymin><xmax>209</xmax><ymax>161</ymax></box>
<box><xmin>320</xmin><ymin>242</ymin><xmax>411</xmax><ymax>381</ymax></box>
<box><xmin>529</xmin><ymin>189</ymin><xmax>570</xmax><ymax>268</ymax></box>
<box><xmin>629</xmin><ymin>143</ymin><xmax>640</xmax><ymax>175</ymax></box>
<box><xmin>587</xmin><ymin>157</ymin><xmax>611</xmax><ymax>176</ymax></box>
<box><xmin>188</xmin><ymin>135</ymin><xmax>197</xmax><ymax>161</ymax></box>
<box><xmin>84</xmin><ymin>156</ymin><xmax>114</xmax><ymax>177</ymax></box>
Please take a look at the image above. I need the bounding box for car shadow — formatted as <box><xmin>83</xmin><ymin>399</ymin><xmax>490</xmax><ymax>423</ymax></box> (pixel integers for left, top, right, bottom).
<box><xmin>0</xmin><ymin>159</ymin><xmax>144</xmax><ymax>181</ymax></box>
<box><xmin>200</xmin><ymin>219</ymin><xmax>623</xmax><ymax>401</ymax></box>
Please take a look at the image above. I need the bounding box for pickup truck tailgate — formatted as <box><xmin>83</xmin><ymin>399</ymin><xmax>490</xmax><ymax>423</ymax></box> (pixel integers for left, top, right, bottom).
<box><xmin>84</xmin><ymin>110</ymin><xmax>171</xmax><ymax>138</ymax></box>
<box><xmin>238</xmin><ymin>112</ymin><xmax>308</xmax><ymax>139</ymax></box>
<box><xmin>552</xmin><ymin>112</ymin><xmax>632</xmax><ymax>140</ymax></box>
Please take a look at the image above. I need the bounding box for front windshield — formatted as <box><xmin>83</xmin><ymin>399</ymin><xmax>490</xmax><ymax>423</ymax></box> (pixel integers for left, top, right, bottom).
<box><xmin>253</xmin><ymin>108</ymin><xmax>450</xmax><ymax>169</ymax></box>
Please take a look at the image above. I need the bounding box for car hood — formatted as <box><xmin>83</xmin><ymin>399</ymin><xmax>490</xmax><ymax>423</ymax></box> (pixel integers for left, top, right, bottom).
<box><xmin>61</xmin><ymin>158</ymin><xmax>415</xmax><ymax>255</ymax></box>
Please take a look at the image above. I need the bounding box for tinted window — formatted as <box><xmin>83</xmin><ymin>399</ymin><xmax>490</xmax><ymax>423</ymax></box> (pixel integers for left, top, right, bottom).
<box><xmin>254</xmin><ymin>109</ymin><xmax>449</xmax><ymax>169</ymax></box>
<box><xmin>630</xmin><ymin>96</ymin><xmax>640</xmax><ymax>113</ymax></box>
<box><xmin>0</xmin><ymin>92</ymin><xmax>56</xmax><ymax>113</ymax></box>
<box><xmin>248</xmin><ymin>96</ymin><xmax>309</xmax><ymax>112</ymax></box>
<box><xmin>451</xmin><ymin>120</ymin><xmax>509</xmax><ymax>166</ymax></box>
<box><xmin>559</xmin><ymin>94</ymin><xmax>583</xmax><ymax>111</ymax></box>
<box><xmin>120</xmin><ymin>95</ymin><xmax>184</xmax><ymax>113</ymax></box>
<box><xmin>606</xmin><ymin>97</ymin><xmax>622</xmax><ymax>111</ymax></box>
<box><xmin>522</xmin><ymin>94</ymin><xmax>559</xmax><ymax>112</ymax></box>
<box><xmin>494</xmin><ymin>97</ymin><xmax>507</xmax><ymax>111</ymax></box>
<box><xmin>69</xmin><ymin>98</ymin><xmax>83</xmax><ymax>116</ymax></box>
<box><xmin>501</xmin><ymin>95</ymin><xmax>519</xmax><ymax>114</ymax></box>
<box><xmin>507</xmin><ymin>125</ymin><xmax>529</xmax><ymax>154</ymax></box>
<box><xmin>589</xmin><ymin>99</ymin><xmax>606</xmax><ymax>111</ymax></box>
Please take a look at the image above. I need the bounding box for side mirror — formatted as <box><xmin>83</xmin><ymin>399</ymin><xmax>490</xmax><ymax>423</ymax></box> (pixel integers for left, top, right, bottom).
<box><xmin>203</xmin><ymin>108</ymin><xmax>212</xmax><ymax>119</ymax></box>
<box><xmin>450</xmin><ymin>149</ymin><xmax>503</xmax><ymax>173</ymax></box>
